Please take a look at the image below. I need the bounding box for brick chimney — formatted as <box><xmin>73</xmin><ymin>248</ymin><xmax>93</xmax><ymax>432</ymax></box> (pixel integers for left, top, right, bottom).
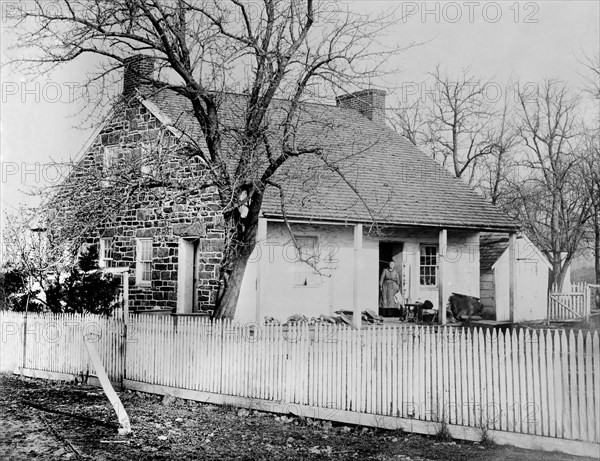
<box><xmin>336</xmin><ymin>89</ymin><xmax>386</xmax><ymax>125</ymax></box>
<box><xmin>122</xmin><ymin>55</ymin><xmax>154</xmax><ymax>99</ymax></box>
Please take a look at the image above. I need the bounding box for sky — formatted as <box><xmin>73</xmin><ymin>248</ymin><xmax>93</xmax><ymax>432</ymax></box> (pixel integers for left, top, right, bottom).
<box><xmin>0</xmin><ymin>0</ymin><xmax>599</xmax><ymax>226</ymax></box>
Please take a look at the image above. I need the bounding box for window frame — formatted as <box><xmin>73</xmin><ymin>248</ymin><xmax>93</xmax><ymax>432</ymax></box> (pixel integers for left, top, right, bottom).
<box><xmin>136</xmin><ymin>237</ymin><xmax>153</xmax><ymax>287</ymax></box>
<box><xmin>101</xmin><ymin>145</ymin><xmax>121</xmax><ymax>187</ymax></box>
<box><xmin>419</xmin><ymin>244</ymin><xmax>438</xmax><ymax>287</ymax></box>
<box><xmin>99</xmin><ymin>238</ymin><xmax>113</xmax><ymax>268</ymax></box>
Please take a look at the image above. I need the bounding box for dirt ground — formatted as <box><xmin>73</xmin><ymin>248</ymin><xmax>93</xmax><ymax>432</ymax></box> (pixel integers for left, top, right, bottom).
<box><xmin>0</xmin><ymin>373</ymin><xmax>596</xmax><ymax>461</ymax></box>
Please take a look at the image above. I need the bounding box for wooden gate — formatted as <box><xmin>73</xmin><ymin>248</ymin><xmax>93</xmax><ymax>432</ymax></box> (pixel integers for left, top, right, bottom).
<box><xmin>548</xmin><ymin>282</ymin><xmax>595</xmax><ymax>322</ymax></box>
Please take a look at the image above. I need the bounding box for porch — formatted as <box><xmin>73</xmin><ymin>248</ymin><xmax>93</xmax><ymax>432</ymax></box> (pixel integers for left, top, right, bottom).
<box><xmin>234</xmin><ymin>219</ymin><xmax>520</xmax><ymax>328</ymax></box>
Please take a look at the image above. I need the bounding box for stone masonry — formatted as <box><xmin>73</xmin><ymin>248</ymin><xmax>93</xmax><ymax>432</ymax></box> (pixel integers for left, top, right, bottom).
<box><xmin>57</xmin><ymin>95</ymin><xmax>224</xmax><ymax>312</ymax></box>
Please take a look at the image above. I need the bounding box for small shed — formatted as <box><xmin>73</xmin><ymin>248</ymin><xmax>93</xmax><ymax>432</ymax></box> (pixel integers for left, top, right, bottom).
<box><xmin>480</xmin><ymin>233</ymin><xmax>552</xmax><ymax>322</ymax></box>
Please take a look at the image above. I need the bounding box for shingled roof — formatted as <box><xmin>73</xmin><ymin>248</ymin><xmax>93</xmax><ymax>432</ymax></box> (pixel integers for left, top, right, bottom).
<box><xmin>480</xmin><ymin>233</ymin><xmax>511</xmax><ymax>271</ymax></box>
<box><xmin>146</xmin><ymin>91</ymin><xmax>518</xmax><ymax>232</ymax></box>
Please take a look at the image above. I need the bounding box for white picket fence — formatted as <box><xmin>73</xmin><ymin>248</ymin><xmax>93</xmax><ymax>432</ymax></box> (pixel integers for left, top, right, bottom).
<box><xmin>548</xmin><ymin>282</ymin><xmax>596</xmax><ymax>322</ymax></box>
<box><xmin>1</xmin><ymin>311</ymin><xmax>599</xmax><ymax>451</ymax></box>
<box><xmin>0</xmin><ymin>312</ymin><xmax>124</xmax><ymax>382</ymax></box>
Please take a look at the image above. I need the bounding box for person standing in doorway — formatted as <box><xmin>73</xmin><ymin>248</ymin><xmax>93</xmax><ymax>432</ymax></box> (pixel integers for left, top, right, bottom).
<box><xmin>380</xmin><ymin>261</ymin><xmax>401</xmax><ymax>312</ymax></box>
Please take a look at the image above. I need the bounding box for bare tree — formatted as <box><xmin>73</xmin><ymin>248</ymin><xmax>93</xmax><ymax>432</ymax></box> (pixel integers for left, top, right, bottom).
<box><xmin>578</xmin><ymin>51</ymin><xmax>600</xmax><ymax>286</ymax></box>
<box><xmin>7</xmin><ymin>0</ymin><xmax>402</xmax><ymax>318</ymax></box>
<box><xmin>392</xmin><ymin>67</ymin><xmax>501</xmax><ymax>185</ymax></box>
<box><xmin>511</xmin><ymin>80</ymin><xmax>590</xmax><ymax>290</ymax></box>
<box><xmin>473</xmin><ymin>86</ymin><xmax>520</xmax><ymax>206</ymax></box>
<box><xmin>579</xmin><ymin>127</ymin><xmax>600</xmax><ymax>286</ymax></box>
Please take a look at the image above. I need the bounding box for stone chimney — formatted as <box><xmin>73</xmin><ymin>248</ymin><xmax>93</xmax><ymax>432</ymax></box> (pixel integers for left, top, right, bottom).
<box><xmin>122</xmin><ymin>55</ymin><xmax>155</xmax><ymax>99</ymax></box>
<box><xmin>336</xmin><ymin>89</ymin><xmax>386</xmax><ymax>125</ymax></box>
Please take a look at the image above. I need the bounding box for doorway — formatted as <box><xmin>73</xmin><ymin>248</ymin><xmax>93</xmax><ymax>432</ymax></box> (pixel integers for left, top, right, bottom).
<box><xmin>177</xmin><ymin>238</ymin><xmax>200</xmax><ymax>313</ymax></box>
<box><xmin>379</xmin><ymin>242</ymin><xmax>403</xmax><ymax>317</ymax></box>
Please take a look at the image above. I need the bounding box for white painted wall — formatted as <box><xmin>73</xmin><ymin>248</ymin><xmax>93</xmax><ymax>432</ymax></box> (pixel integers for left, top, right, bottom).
<box><xmin>235</xmin><ymin>222</ymin><xmax>481</xmax><ymax>322</ymax></box>
<box><xmin>493</xmin><ymin>236</ymin><xmax>550</xmax><ymax>322</ymax></box>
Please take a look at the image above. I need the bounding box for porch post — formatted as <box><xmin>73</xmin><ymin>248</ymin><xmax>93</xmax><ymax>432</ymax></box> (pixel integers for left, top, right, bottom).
<box><xmin>353</xmin><ymin>223</ymin><xmax>363</xmax><ymax>329</ymax></box>
<box><xmin>438</xmin><ymin>229</ymin><xmax>447</xmax><ymax>325</ymax></box>
<box><xmin>123</xmin><ymin>270</ymin><xmax>129</xmax><ymax>321</ymax></box>
<box><xmin>255</xmin><ymin>218</ymin><xmax>268</xmax><ymax>324</ymax></box>
<box><xmin>508</xmin><ymin>232</ymin><xmax>516</xmax><ymax>323</ymax></box>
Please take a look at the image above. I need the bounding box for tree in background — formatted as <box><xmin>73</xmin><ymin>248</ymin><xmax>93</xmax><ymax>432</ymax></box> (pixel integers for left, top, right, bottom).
<box><xmin>393</xmin><ymin>67</ymin><xmax>500</xmax><ymax>185</ymax></box>
<box><xmin>501</xmin><ymin>80</ymin><xmax>590</xmax><ymax>290</ymax></box>
<box><xmin>578</xmin><ymin>51</ymin><xmax>600</xmax><ymax>287</ymax></box>
<box><xmin>8</xmin><ymin>0</ymin><xmax>403</xmax><ymax>318</ymax></box>
<box><xmin>1</xmin><ymin>210</ymin><xmax>120</xmax><ymax>314</ymax></box>
<box><xmin>393</xmin><ymin>66</ymin><xmax>597</xmax><ymax>291</ymax></box>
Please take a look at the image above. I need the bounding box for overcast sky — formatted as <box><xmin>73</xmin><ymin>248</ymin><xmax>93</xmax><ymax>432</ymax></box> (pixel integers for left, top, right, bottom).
<box><xmin>1</xmin><ymin>0</ymin><xmax>599</xmax><ymax>227</ymax></box>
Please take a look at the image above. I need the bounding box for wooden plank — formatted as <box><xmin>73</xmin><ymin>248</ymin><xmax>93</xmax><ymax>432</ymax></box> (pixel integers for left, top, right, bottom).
<box><xmin>545</xmin><ymin>330</ymin><xmax>556</xmax><ymax>438</ymax></box>
<box><xmin>553</xmin><ymin>330</ymin><xmax>564</xmax><ymax>438</ymax></box>
<box><xmin>472</xmin><ymin>328</ymin><xmax>481</xmax><ymax>428</ymax></box>
<box><xmin>524</xmin><ymin>329</ymin><xmax>534</xmax><ymax>434</ymax></box>
<box><xmin>593</xmin><ymin>332</ymin><xmax>600</xmax><ymax>443</ymax></box>
<box><xmin>517</xmin><ymin>329</ymin><xmax>527</xmax><ymax>434</ymax></box>
<box><xmin>339</xmin><ymin>326</ymin><xmax>346</xmax><ymax>411</ymax></box>
<box><xmin>497</xmin><ymin>329</ymin><xmax>507</xmax><ymax>432</ymax></box>
<box><xmin>577</xmin><ymin>331</ymin><xmax>586</xmax><ymax>441</ymax></box>
<box><xmin>465</xmin><ymin>328</ymin><xmax>474</xmax><ymax>428</ymax></box>
<box><xmin>351</xmin><ymin>327</ymin><xmax>359</xmax><ymax>412</ymax></box>
<box><xmin>538</xmin><ymin>329</ymin><xmax>548</xmax><ymax>437</ymax></box>
<box><xmin>484</xmin><ymin>329</ymin><xmax>493</xmax><ymax>430</ymax></box>
<box><xmin>408</xmin><ymin>326</ymin><xmax>416</xmax><ymax>417</ymax></box>
<box><xmin>376</xmin><ymin>327</ymin><xmax>383</xmax><ymax>415</ymax></box>
<box><xmin>586</xmin><ymin>332</ymin><xmax>595</xmax><ymax>443</ymax></box>
<box><xmin>416</xmin><ymin>326</ymin><xmax>425</xmax><ymax>420</ymax></box>
<box><xmin>84</xmin><ymin>337</ymin><xmax>131</xmax><ymax>434</ymax></box>
<box><xmin>531</xmin><ymin>330</ymin><xmax>542</xmax><ymax>436</ymax></box>
<box><xmin>568</xmin><ymin>330</ymin><xmax>579</xmax><ymax>440</ymax></box>
<box><xmin>561</xmin><ymin>330</ymin><xmax>572</xmax><ymax>439</ymax></box>
<box><xmin>460</xmin><ymin>328</ymin><xmax>468</xmax><ymax>428</ymax></box>
<box><xmin>424</xmin><ymin>326</ymin><xmax>431</xmax><ymax>421</ymax></box>
<box><xmin>491</xmin><ymin>328</ymin><xmax>500</xmax><ymax>431</ymax></box>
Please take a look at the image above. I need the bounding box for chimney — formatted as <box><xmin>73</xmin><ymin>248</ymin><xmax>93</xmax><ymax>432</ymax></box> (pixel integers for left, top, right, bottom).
<box><xmin>122</xmin><ymin>55</ymin><xmax>155</xmax><ymax>100</ymax></box>
<box><xmin>336</xmin><ymin>89</ymin><xmax>386</xmax><ymax>125</ymax></box>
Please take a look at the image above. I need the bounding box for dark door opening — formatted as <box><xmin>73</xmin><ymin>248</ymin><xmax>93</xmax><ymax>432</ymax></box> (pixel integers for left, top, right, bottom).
<box><xmin>379</xmin><ymin>242</ymin><xmax>404</xmax><ymax>317</ymax></box>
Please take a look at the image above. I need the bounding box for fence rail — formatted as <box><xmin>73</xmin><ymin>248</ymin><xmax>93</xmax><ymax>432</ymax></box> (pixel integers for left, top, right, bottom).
<box><xmin>1</xmin><ymin>311</ymin><xmax>599</xmax><ymax>449</ymax></box>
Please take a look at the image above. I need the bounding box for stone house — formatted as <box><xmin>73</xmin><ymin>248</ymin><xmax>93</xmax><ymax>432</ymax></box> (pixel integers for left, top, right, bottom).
<box><xmin>56</xmin><ymin>57</ymin><xmax>520</xmax><ymax>322</ymax></box>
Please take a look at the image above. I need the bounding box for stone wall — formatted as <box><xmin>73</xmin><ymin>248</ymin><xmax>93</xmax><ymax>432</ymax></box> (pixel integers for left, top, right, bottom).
<box><xmin>54</xmin><ymin>98</ymin><xmax>224</xmax><ymax>312</ymax></box>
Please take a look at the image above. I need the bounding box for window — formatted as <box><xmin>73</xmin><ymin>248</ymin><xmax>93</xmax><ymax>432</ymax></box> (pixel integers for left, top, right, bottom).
<box><xmin>136</xmin><ymin>238</ymin><xmax>153</xmax><ymax>286</ymax></box>
<box><xmin>103</xmin><ymin>146</ymin><xmax>120</xmax><ymax>171</ymax></box>
<box><xmin>99</xmin><ymin>238</ymin><xmax>113</xmax><ymax>268</ymax></box>
<box><xmin>294</xmin><ymin>236</ymin><xmax>320</xmax><ymax>287</ymax></box>
<box><xmin>102</xmin><ymin>146</ymin><xmax>121</xmax><ymax>187</ymax></box>
<box><xmin>419</xmin><ymin>245</ymin><xmax>438</xmax><ymax>286</ymax></box>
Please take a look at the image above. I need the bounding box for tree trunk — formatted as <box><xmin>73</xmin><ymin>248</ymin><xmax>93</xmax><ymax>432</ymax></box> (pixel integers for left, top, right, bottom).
<box><xmin>212</xmin><ymin>247</ymin><xmax>255</xmax><ymax>319</ymax></box>
<box><xmin>211</xmin><ymin>197</ymin><xmax>262</xmax><ymax>319</ymax></box>
<box><xmin>550</xmin><ymin>250</ymin><xmax>572</xmax><ymax>293</ymax></box>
